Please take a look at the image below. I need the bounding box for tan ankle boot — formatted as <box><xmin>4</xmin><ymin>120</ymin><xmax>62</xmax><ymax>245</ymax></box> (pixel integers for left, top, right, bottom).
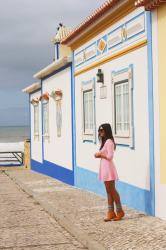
<box><xmin>114</xmin><ymin>210</ymin><xmax>125</xmax><ymax>221</ymax></box>
<box><xmin>104</xmin><ymin>211</ymin><xmax>116</xmax><ymax>222</ymax></box>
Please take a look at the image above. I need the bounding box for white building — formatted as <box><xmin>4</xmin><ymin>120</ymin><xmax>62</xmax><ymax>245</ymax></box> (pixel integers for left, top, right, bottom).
<box><xmin>23</xmin><ymin>0</ymin><xmax>166</xmax><ymax>218</ymax></box>
<box><xmin>23</xmin><ymin>25</ymin><xmax>74</xmax><ymax>185</ymax></box>
<box><xmin>62</xmin><ymin>0</ymin><xmax>154</xmax><ymax>215</ymax></box>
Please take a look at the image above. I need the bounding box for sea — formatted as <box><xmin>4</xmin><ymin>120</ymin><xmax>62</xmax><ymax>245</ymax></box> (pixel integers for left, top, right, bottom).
<box><xmin>0</xmin><ymin>126</ymin><xmax>30</xmax><ymax>165</ymax></box>
<box><xmin>0</xmin><ymin>126</ymin><xmax>30</xmax><ymax>143</ymax></box>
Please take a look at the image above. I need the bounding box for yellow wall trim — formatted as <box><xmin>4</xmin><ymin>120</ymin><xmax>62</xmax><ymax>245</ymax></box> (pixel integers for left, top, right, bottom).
<box><xmin>74</xmin><ymin>39</ymin><xmax>147</xmax><ymax>76</ymax></box>
<box><xmin>158</xmin><ymin>4</ymin><xmax>166</xmax><ymax>184</ymax></box>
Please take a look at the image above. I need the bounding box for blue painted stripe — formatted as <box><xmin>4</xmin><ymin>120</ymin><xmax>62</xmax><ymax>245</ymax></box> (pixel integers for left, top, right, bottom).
<box><xmin>31</xmin><ymin>159</ymin><xmax>74</xmax><ymax>185</ymax></box>
<box><xmin>71</xmin><ymin>59</ymin><xmax>75</xmax><ymax>175</ymax></box>
<box><xmin>72</xmin><ymin>52</ymin><xmax>76</xmax><ymax>184</ymax></box>
<box><xmin>129</xmin><ymin>64</ymin><xmax>135</xmax><ymax>149</ymax></box>
<box><xmin>29</xmin><ymin>94</ymin><xmax>32</xmax><ymax>165</ymax></box>
<box><xmin>146</xmin><ymin>11</ymin><xmax>155</xmax><ymax>216</ymax></box>
<box><xmin>75</xmin><ymin>166</ymin><xmax>151</xmax><ymax>214</ymax></box>
<box><xmin>41</xmin><ymin>79</ymin><xmax>44</xmax><ymax>163</ymax></box>
<box><xmin>56</xmin><ymin>43</ymin><xmax>59</xmax><ymax>60</ymax></box>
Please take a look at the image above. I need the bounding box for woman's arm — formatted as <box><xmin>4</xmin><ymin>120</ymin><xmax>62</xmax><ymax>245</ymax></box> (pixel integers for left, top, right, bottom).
<box><xmin>94</xmin><ymin>152</ymin><xmax>107</xmax><ymax>159</ymax></box>
<box><xmin>105</xmin><ymin>140</ymin><xmax>114</xmax><ymax>161</ymax></box>
<box><xmin>94</xmin><ymin>140</ymin><xmax>114</xmax><ymax>160</ymax></box>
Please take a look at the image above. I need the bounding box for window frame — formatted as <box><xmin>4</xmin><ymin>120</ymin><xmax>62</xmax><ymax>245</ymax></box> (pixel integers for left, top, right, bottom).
<box><xmin>81</xmin><ymin>78</ymin><xmax>96</xmax><ymax>143</ymax></box>
<box><xmin>111</xmin><ymin>65</ymin><xmax>134</xmax><ymax>148</ymax></box>
<box><xmin>114</xmin><ymin>79</ymin><xmax>130</xmax><ymax>137</ymax></box>
<box><xmin>42</xmin><ymin>100</ymin><xmax>50</xmax><ymax>141</ymax></box>
<box><xmin>33</xmin><ymin>103</ymin><xmax>39</xmax><ymax>140</ymax></box>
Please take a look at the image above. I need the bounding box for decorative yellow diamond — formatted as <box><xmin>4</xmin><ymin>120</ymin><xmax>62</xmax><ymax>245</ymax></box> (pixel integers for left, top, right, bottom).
<box><xmin>98</xmin><ymin>39</ymin><xmax>106</xmax><ymax>52</ymax></box>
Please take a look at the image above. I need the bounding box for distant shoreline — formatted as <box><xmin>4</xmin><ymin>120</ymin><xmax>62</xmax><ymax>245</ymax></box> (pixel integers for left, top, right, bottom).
<box><xmin>0</xmin><ymin>125</ymin><xmax>29</xmax><ymax>128</ymax></box>
<box><xmin>0</xmin><ymin>126</ymin><xmax>30</xmax><ymax>143</ymax></box>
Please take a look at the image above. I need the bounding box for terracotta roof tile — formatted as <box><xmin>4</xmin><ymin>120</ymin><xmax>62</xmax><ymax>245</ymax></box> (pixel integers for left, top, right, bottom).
<box><xmin>61</xmin><ymin>0</ymin><xmax>120</xmax><ymax>44</ymax></box>
<box><xmin>51</xmin><ymin>24</ymin><xmax>72</xmax><ymax>43</ymax></box>
<box><xmin>135</xmin><ymin>0</ymin><xmax>166</xmax><ymax>10</ymax></box>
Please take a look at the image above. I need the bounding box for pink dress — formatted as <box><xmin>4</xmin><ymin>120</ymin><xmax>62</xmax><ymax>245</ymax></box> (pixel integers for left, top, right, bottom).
<box><xmin>98</xmin><ymin>139</ymin><xmax>118</xmax><ymax>182</ymax></box>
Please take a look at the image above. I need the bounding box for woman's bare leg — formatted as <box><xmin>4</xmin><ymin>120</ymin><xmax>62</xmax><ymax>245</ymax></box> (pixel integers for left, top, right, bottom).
<box><xmin>109</xmin><ymin>181</ymin><xmax>125</xmax><ymax>220</ymax></box>
<box><xmin>104</xmin><ymin>181</ymin><xmax>116</xmax><ymax>221</ymax></box>
<box><xmin>104</xmin><ymin>181</ymin><xmax>114</xmax><ymax>208</ymax></box>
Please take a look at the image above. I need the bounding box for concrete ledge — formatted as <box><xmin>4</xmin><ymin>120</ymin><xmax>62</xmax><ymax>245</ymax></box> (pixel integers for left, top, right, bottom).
<box><xmin>6</xmin><ymin>171</ymin><xmax>106</xmax><ymax>250</ymax></box>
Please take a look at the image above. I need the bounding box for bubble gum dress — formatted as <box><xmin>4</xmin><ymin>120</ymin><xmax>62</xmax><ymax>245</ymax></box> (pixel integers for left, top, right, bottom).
<box><xmin>98</xmin><ymin>139</ymin><xmax>118</xmax><ymax>181</ymax></box>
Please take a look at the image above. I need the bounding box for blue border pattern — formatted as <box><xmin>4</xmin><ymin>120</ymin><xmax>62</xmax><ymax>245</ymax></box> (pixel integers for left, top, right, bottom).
<box><xmin>75</xmin><ymin>11</ymin><xmax>145</xmax><ymax>69</ymax></box>
<box><xmin>125</xmin><ymin>12</ymin><xmax>145</xmax><ymax>41</ymax></box>
<box><xmin>107</xmin><ymin>25</ymin><xmax>123</xmax><ymax>50</ymax></box>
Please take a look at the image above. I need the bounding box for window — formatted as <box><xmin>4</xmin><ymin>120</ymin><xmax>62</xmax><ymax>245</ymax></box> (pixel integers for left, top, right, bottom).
<box><xmin>114</xmin><ymin>80</ymin><xmax>129</xmax><ymax>137</ymax></box>
<box><xmin>81</xmin><ymin>78</ymin><xmax>96</xmax><ymax>142</ymax></box>
<box><xmin>112</xmin><ymin>66</ymin><xmax>134</xmax><ymax>148</ymax></box>
<box><xmin>34</xmin><ymin>104</ymin><xmax>39</xmax><ymax>137</ymax></box>
<box><xmin>83</xmin><ymin>90</ymin><xmax>93</xmax><ymax>134</ymax></box>
<box><xmin>42</xmin><ymin>101</ymin><xmax>49</xmax><ymax>138</ymax></box>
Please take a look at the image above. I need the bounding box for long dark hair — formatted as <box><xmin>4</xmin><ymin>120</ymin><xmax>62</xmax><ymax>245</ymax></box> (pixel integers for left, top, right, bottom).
<box><xmin>98</xmin><ymin>123</ymin><xmax>116</xmax><ymax>150</ymax></box>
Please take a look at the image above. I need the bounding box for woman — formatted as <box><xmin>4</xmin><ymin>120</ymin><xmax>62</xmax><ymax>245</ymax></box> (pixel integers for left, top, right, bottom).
<box><xmin>94</xmin><ymin>123</ymin><xmax>124</xmax><ymax>221</ymax></box>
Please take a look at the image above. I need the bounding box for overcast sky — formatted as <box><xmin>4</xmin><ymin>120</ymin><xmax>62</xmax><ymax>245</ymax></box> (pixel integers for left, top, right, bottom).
<box><xmin>0</xmin><ymin>0</ymin><xmax>105</xmax><ymax>126</ymax></box>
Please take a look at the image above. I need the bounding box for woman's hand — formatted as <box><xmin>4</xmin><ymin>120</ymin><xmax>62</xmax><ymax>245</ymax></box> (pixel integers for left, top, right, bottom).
<box><xmin>94</xmin><ymin>152</ymin><xmax>101</xmax><ymax>158</ymax></box>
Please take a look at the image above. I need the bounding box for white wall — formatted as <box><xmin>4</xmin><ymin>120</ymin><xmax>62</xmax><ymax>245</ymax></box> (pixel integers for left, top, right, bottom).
<box><xmin>75</xmin><ymin>46</ymin><xmax>150</xmax><ymax>190</ymax></box>
<box><xmin>30</xmin><ymin>91</ymin><xmax>43</xmax><ymax>163</ymax></box>
<box><xmin>42</xmin><ymin>67</ymin><xmax>73</xmax><ymax>170</ymax></box>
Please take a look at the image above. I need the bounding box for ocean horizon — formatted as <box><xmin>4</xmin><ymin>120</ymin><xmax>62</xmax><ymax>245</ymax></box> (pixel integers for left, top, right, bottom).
<box><xmin>0</xmin><ymin>126</ymin><xmax>30</xmax><ymax>143</ymax></box>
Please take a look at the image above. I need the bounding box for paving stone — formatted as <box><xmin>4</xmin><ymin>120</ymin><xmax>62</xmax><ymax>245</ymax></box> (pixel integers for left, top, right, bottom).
<box><xmin>0</xmin><ymin>171</ymin><xmax>87</xmax><ymax>250</ymax></box>
<box><xmin>6</xmin><ymin>169</ymin><xmax>166</xmax><ymax>250</ymax></box>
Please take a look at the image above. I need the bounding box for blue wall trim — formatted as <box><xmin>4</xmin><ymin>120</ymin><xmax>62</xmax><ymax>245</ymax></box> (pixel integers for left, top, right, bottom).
<box><xmin>31</xmin><ymin>159</ymin><xmax>74</xmax><ymax>185</ymax></box>
<box><xmin>75</xmin><ymin>166</ymin><xmax>151</xmax><ymax>214</ymax></box>
<box><xmin>56</xmin><ymin>43</ymin><xmax>60</xmax><ymax>60</ymax></box>
<box><xmin>29</xmin><ymin>94</ymin><xmax>32</xmax><ymax>164</ymax></box>
<box><xmin>41</xmin><ymin>79</ymin><xmax>44</xmax><ymax>163</ymax></box>
<box><xmin>71</xmin><ymin>55</ymin><xmax>76</xmax><ymax>177</ymax></box>
<box><xmin>72</xmin><ymin>52</ymin><xmax>77</xmax><ymax>184</ymax></box>
<box><xmin>146</xmin><ymin>11</ymin><xmax>155</xmax><ymax>216</ymax></box>
<box><xmin>75</xmin><ymin>11</ymin><xmax>145</xmax><ymax>69</ymax></box>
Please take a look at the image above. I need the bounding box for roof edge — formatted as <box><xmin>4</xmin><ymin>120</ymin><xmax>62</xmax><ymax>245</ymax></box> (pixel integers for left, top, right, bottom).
<box><xmin>22</xmin><ymin>82</ymin><xmax>41</xmax><ymax>94</ymax></box>
<box><xmin>61</xmin><ymin>0</ymin><xmax>126</xmax><ymax>45</ymax></box>
<box><xmin>33</xmin><ymin>56</ymin><xmax>72</xmax><ymax>80</ymax></box>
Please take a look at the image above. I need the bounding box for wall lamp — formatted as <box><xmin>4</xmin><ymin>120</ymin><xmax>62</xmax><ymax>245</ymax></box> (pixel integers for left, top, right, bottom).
<box><xmin>96</xmin><ymin>69</ymin><xmax>104</xmax><ymax>83</ymax></box>
<box><xmin>96</xmin><ymin>69</ymin><xmax>107</xmax><ymax>99</ymax></box>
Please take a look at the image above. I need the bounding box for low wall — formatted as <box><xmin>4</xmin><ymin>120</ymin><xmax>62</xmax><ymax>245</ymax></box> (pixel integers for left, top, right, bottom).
<box><xmin>24</xmin><ymin>140</ymin><xmax>31</xmax><ymax>169</ymax></box>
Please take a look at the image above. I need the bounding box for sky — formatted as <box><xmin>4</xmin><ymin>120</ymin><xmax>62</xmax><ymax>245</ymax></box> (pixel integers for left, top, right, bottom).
<box><xmin>0</xmin><ymin>0</ymin><xmax>105</xmax><ymax>126</ymax></box>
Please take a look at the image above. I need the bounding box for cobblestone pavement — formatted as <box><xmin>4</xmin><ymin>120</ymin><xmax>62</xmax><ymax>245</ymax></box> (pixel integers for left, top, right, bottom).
<box><xmin>5</xmin><ymin>169</ymin><xmax>166</xmax><ymax>250</ymax></box>
<box><xmin>0</xmin><ymin>170</ymin><xmax>87</xmax><ymax>250</ymax></box>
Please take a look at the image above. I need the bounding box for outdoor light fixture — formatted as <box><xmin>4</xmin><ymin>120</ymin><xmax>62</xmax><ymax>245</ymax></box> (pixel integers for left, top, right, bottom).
<box><xmin>96</xmin><ymin>69</ymin><xmax>107</xmax><ymax>99</ymax></box>
<box><xmin>96</xmin><ymin>69</ymin><xmax>104</xmax><ymax>83</ymax></box>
